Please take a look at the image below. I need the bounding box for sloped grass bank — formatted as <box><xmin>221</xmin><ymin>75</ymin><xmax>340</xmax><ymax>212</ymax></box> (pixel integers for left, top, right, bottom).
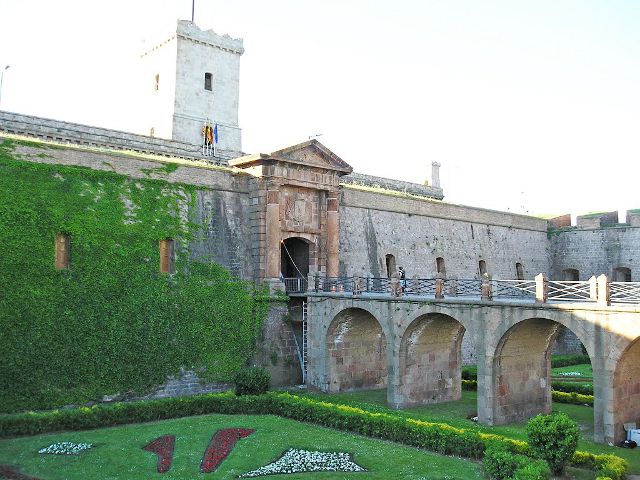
<box><xmin>0</xmin><ymin>392</ymin><xmax>627</xmax><ymax>479</ymax></box>
<box><xmin>0</xmin><ymin>413</ymin><xmax>484</xmax><ymax>480</ymax></box>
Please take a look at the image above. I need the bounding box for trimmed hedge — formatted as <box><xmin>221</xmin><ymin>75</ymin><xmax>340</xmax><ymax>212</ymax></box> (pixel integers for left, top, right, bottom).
<box><xmin>0</xmin><ymin>392</ymin><xmax>627</xmax><ymax>479</ymax></box>
<box><xmin>462</xmin><ymin>380</ymin><xmax>594</xmax><ymax>407</ymax></box>
<box><xmin>552</xmin><ymin>381</ymin><xmax>593</xmax><ymax>396</ymax></box>
<box><xmin>552</xmin><ymin>390</ymin><xmax>594</xmax><ymax>406</ymax></box>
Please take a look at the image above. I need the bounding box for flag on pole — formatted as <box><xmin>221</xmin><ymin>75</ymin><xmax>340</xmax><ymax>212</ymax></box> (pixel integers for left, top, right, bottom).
<box><xmin>213</xmin><ymin>124</ymin><xmax>218</xmax><ymax>144</ymax></box>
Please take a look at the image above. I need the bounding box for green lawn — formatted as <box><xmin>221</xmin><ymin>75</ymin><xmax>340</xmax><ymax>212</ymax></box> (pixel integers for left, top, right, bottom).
<box><xmin>551</xmin><ymin>363</ymin><xmax>593</xmax><ymax>381</ymax></box>
<box><xmin>0</xmin><ymin>413</ymin><xmax>484</xmax><ymax>480</ymax></box>
<box><xmin>298</xmin><ymin>389</ymin><xmax>640</xmax><ymax>476</ymax></box>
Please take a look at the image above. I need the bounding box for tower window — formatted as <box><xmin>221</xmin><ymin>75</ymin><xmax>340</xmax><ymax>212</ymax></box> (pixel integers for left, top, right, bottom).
<box><xmin>478</xmin><ymin>260</ymin><xmax>487</xmax><ymax>276</ymax></box>
<box><xmin>160</xmin><ymin>238</ymin><xmax>175</xmax><ymax>274</ymax></box>
<box><xmin>515</xmin><ymin>262</ymin><xmax>524</xmax><ymax>280</ymax></box>
<box><xmin>562</xmin><ymin>268</ymin><xmax>579</xmax><ymax>281</ymax></box>
<box><xmin>613</xmin><ymin>267</ymin><xmax>631</xmax><ymax>282</ymax></box>
<box><xmin>385</xmin><ymin>254</ymin><xmax>396</xmax><ymax>279</ymax></box>
<box><xmin>204</xmin><ymin>72</ymin><xmax>212</xmax><ymax>91</ymax></box>
<box><xmin>154</xmin><ymin>74</ymin><xmax>160</xmax><ymax>91</ymax></box>
<box><xmin>436</xmin><ymin>257</ymin><xmax>446</xmax><ymax>276</ymax></box>
<box><xmin>55</xmin><ymin>233</ymin><xmax>70</xmax><ymax>270</ymax></box>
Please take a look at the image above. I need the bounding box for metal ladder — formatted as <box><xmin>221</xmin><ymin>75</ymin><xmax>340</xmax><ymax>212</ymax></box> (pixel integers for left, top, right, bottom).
<box><xmin>301</xmin><ymin>301</ymin><xmax>308</xmax><ymax>383</ymax></box>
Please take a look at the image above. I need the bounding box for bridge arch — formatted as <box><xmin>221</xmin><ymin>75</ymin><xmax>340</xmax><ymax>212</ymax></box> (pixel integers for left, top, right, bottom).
<box><xmin>612</xmin><ymin>336</ymin><xmax>640</xmax><ymax>443</ymax></box>
<box><xmin>398</xmin><ymin>313</ymin><xmax>465</xmax><ymax>406</ymax></box>
<box><xmin>325</xmin><ymin>307</ymin><xmax>387</xmax><ymax>393</ymax></box>
<box><xmin>490</xmin><ymin>316</ymin><xmax>591</xmax><ymax>425</ymax></box>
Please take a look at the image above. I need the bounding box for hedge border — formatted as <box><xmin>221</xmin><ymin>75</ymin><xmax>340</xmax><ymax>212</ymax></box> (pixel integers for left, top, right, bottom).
<box><xmin>0</xmin><ymin>392</ymin><xmax>627</xmax><ymax>479</ymax></box>
<box><xmin>462</xmin><ymin>380</ymin><xmax>594</xmax><ymax>407</ymax></box>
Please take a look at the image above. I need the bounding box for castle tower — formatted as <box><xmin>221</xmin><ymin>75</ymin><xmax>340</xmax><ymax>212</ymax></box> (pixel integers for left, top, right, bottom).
<box><xmin>139</xmin><ymin>20</ymin><xmax>243</xmax><ymax>157</ymax></box>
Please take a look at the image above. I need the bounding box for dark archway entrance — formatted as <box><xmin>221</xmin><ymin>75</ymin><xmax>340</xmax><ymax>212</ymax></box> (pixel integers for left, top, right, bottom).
<box><xmin>281</xmin><ymin>237</ymin><xmax>309</xmax><ymax>279</ymax></box>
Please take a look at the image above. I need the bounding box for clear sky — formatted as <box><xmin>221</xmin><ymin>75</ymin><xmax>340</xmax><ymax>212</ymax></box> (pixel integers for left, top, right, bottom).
<box><xmin>1</xmin><ymin>0</ymin><xmax>639</xmax><ymax>218</ymax></box>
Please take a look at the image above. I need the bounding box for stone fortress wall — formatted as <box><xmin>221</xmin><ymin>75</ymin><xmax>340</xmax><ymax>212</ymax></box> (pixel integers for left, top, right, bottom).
<box><xmin>3</xmin><ymin>111</ymin><xmax>639</xmax><ymax>286</ymax></box>
<box><xmin>338</xmin><ymin>187</ymin><xmax>550</xmax><ymax>280</ymax></box>
<box><xmin>549</xmin><ymin>211</ymin><xmax>640</xmax><ymax>282</ymax></box>
<box><xmin>3</xmin><ymin>112</ymin><xmax>640</xmax><ymax>374</ymax></box>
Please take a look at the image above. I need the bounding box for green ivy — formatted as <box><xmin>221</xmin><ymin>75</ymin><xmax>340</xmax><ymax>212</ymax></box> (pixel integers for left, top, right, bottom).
<box><xmin>0</xmin><ymin>139</ymin><xmax>268</xmax><ymax>413</ymax></box>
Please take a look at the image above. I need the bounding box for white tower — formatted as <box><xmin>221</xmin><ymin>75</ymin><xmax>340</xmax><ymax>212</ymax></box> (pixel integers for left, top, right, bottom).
<box><xmin>139</xmin><ymin>20</ymin><xmax>243</xmax><ymax>157</ymax></box>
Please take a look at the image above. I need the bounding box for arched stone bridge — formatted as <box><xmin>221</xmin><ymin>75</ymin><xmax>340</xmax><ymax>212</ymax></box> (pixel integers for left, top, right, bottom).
<box><xmin>304</xmin><ymin>293</ymin><xmax>640</xmax><ymax>444</ymax></box>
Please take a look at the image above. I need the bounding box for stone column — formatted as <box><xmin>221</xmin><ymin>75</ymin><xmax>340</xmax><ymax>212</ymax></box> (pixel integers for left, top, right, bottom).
<box><xmin>326</xmin><ymin>195</ymin><xmax>339</xmax><ymax>277</ymax></box>
<box><xmin>431</xmin><ymin>161</ymin><xmax>441</xmax><ymax>188</ymax></box>
<box><xmin>265</xmin><ymin>189</ymin><xmax>281</xmax><ymax>279</ymax></box>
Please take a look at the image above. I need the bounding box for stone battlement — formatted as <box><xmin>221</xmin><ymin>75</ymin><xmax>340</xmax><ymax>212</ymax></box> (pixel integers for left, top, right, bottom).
<box><xmin>548</xmin><ymin>210</ymin><xmax>640</xmax><ymax>230</ymax></box>
<box><xmin>341</xmin><ymin>172</ymin><xmax>444</xmax><ymax>200</ymax></box>
<box><xmin>0</xmin><ymin>110</ymin><xmax>238</xmax><ymax>163</ymax></box>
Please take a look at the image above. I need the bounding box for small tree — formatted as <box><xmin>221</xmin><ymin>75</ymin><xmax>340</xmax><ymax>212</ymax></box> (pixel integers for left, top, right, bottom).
<box><xmin>526</xmin><ymin>412</ymin><xmax>579</xmax><ymax>475</ymax></box>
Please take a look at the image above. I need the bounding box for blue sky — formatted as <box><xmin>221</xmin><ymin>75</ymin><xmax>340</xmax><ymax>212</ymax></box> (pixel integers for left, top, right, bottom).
<box><xmin>1</xmin><ymin>0</ymin><xmax>639</xmax><ymax>218</ymax></box>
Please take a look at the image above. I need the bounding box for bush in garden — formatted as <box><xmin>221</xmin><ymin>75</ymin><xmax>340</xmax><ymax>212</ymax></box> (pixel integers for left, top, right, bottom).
<box><xmin>526</xmin><ymin>412</ymin><xmax>579</xmax><ymax>475</ymax></box>
<box><xmin>483</xmin><ymin>444</ymin><xmax>550</xmax><ymax>480</ymax></box>
<box><xmin>511</xmin><ymin>460</ymin><xmax>551</xmax><ymax>480</ymax></box>
<box><xmin>233</xmin><ymin>367</ymin><xmax>270</xmax><ymax>396</ymax></box>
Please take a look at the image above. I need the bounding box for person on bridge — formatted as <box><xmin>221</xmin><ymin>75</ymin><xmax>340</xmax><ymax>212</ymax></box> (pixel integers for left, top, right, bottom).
<box><xmin>398</xmin><ymin>266</ymin><xmax>406</xmax><ymax>294</ymax></box>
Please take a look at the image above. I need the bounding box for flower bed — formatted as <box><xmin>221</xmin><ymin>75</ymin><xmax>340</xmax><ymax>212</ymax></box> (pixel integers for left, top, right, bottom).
<box><xmin>200</xmin><ymin>428</ymin><xmax>254</xmax><ymax>473</ymax></box>
<box><xmin>0</xmin><ymin>392</ymin><xmax>627</xmax><ymax>480</ymax></box>
<box><xmin>38</xmin><ymin>442</ymin><xmax>93</xmax><ymax>455</ymax></box>
<box><xmin>240</xmin><ymin>449</ymin><xmax>366</xmax><ymax>477</ymax></box>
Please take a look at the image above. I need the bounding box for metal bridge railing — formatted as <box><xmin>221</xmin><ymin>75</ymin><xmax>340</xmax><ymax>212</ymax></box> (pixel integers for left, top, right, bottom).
<box><xmin>282</xmin><ymin>274</ymin><xmax>640</xmax><ymax>306</ymax></box>
<box><xmin>610</xmin><ymin>282</ymin><xmax>640</xmax><ymax>304</ymax></box>
<box><xmin>547</xmin><ymin>281</ymin><xmax>595</xmax><ymax>302</ymax></box>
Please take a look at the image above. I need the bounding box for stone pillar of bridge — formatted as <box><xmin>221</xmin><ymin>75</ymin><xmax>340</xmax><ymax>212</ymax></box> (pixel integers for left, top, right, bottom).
<box><xmin>483</xmin><ymin>318</ymin><xmax>560</xmax><ymax>425</ymax></box>
<box><xmin>389</xmin><ymin>313</ymin><xmax>464</xmax><ymax>408</ymax></box>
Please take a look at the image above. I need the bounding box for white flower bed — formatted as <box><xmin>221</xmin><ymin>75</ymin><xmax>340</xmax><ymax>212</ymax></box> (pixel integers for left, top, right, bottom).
<box><xmin>38</xmin><ymin>442</ymin><xmax>93</xmax><ymax>455</ymax></box>
<box><xmin>240</xmin><ymin>448</ymin><xmax>366</xmax><ymax>477</ymax></box>
<box><xmin>557</xmin><ymin>372</ymin><xmax>583</xmax><ymax>377</ymax></box>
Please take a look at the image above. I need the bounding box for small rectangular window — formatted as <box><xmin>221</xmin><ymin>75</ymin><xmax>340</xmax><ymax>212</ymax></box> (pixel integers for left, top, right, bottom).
<box><xmin>204</xmin><ymin>72</ymin><xmax>212</xmax><ymax>91</ymax></box>
<box><xmin>159</xmin><ymin>238</ymin><xmax>175</xmax><ymax>274</ymax></box>
<box><xmin>154</xmin><ymin>74</ymin><xmax>160</xmax><ymax>91</ymax></box>
<box><xmin>55</xmin><ymin>233</ymin><xmax>70</xmax><ymax>270</ymax></box>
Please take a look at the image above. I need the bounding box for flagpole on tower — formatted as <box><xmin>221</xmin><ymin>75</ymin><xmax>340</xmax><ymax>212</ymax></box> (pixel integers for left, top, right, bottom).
<box><xmin>191</xmin><ymin>0</ymin><xmax>195</xmax><ymax>22</ymax></box>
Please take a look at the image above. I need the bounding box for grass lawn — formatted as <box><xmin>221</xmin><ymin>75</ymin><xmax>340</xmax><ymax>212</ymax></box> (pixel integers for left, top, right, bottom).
<box><xmin>551</xmin><ymin>364</ymin><xmax>593</xmax><ymax>381</ymax></box>
<box><xmin>298</xmin><ymin>389</ymin><xmax>640</xmax><ymax>477</ymax></box>
<box><xmin>0</xmin><ymin>413</ymin><xmax>485</xmax><ymax>480</ymax></box>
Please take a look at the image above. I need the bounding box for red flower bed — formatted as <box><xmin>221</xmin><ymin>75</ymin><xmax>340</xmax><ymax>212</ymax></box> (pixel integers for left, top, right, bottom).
<box><xmin>0</xmin><ymin>465</ymin><xmax>42</xmax><ymax>480</ymax></box>
<box><xmin>142</xmin><ymin>435</ymin><xmax>175</xmax><ymax>473</ymax></box>
<box><xmin>200</xmin><ymin>428</ymin><xmax>255</xmax><ymax>473</ymax></box>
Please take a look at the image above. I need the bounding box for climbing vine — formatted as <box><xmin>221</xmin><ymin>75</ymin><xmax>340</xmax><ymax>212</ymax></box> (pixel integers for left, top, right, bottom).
<box><xmin>0</xmin><ymin>139</ymin><xmax>267</xmax><ymax>413</ymax></box>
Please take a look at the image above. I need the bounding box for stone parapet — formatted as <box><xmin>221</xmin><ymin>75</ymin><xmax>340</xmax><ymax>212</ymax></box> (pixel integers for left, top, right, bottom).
<box><xmin>341</xmin><ymin>172</ymin><xmax>444</xmax><ymax>200</ymax></box>
<box><xmin>0</xmin><ymin>110</ymin><xmax>240</xmax><ymax>163</ymax></box>
<box><xmin>341</xmin><ymin>187</ymin><xmax>548</xmax><ymax>232</ymax></box>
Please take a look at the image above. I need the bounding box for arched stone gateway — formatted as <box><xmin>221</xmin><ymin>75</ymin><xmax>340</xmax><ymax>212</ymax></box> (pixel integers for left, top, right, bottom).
<box><xmin>613</xmin><ymin>337</ymin><xmax>640</xmax><ymax>443</ymax></box>
<box><xmin>397</xmin><ymin>313</ymin><xmax>465</xmax><ymax>407</ymax></box>
<box><xmin>324</xmin><ymin>308</ymin><xmax>387</xmax><ymax>393</ymax></box>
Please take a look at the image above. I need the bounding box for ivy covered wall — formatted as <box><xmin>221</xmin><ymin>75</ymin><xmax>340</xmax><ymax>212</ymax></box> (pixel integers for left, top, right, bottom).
<box><xmin>0</xmin><ymin>139</ymin><xmax>267</xmax><ymax>412</ymax></box>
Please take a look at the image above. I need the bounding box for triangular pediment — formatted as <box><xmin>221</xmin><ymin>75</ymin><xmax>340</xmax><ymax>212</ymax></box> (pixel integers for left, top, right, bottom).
<box><xmin>270</xmin><ymin>140</ymin><xmax>352</xmax><ymax>174</ymax></box>
<box><xmin>229</xmin><ymin>140</ymin><xmax>352</xmax><ymax>175</ymax></box>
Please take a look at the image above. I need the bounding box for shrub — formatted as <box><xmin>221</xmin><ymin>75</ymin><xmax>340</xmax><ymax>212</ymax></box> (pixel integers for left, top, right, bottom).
<box><xmin>233</xmin><ymin>367</ymin><xmax>270</xmax><ymax>396</ymax></box>
<box><xmin>551</xmin><ymin>390</ymin><xmax>593</xmax><ymax>406</ymax></box>
<box><xmin>551</xmin><ymin>354</ymin><xmax>590</xmax><ymax>368</ymax></box>
<box><xmin>551</xmin><ymin>381</ymin><xmax>593</xmax><ymax>395</ymax></box>
<box><xmin>511</xmin><ymin>460</ymin><xmax>550</xmax><ymax>480</ymax></box>
<box><xmin>483</xmin><ymin>444</ymin><xmax>524</xmax><ymax>479</ymax></box>
<box><xmin>526</xmin><ymin>413</ymin><xmax>579</xmax><ymax>475</ymax></box>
